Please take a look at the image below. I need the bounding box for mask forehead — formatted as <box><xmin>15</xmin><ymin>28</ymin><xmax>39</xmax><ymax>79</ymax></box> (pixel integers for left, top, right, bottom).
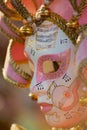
<box><xmin>23</xmin><ymin>8</ymin><xmax>87</xmax><ymax>129</ymax></box>
<box><xmin>24</xmin><ymin>20</ymin><xmax>76</xmax><ymax>88</ymax></box>
<box><xmin>25</xmin><ymin>20</ymin><xmax>75</xmax><ymax>62</ymax></box>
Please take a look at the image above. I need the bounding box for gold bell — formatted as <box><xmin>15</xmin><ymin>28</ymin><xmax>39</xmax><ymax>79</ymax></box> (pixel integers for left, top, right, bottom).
<box><xmin>20</xmin><ymin>24</ymin><xmax>34</xmax><ymax>37</ymax></box>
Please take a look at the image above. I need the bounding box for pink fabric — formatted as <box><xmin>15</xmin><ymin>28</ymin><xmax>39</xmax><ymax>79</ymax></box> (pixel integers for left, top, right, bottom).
<box><xmin>3</xmin><ymin>50</ymin><xmax>28</xmax><ymax>84</ymax></box>
<box><xmin>5</xmin><ymin>64</ymin><xmax>28</xmax><ymax>84</ymax></box>
<box><xmin>5</xmin><ymin>0</ymin><xmax>87</xmax><ymax>25</ymax></box>
<box><xmin>34</xmin><ymin>0</ymin><xmax>87</xmax><ymax>24</ymax></box>
<box><xmin>50</xmin><ymin>0</ymin><xmax>73</xmax><ymax>20</ymax></box>
<box><xmin>0</xmin><ymin>15</ymin><xmax>21</xmax><ymax>40</ymax></box>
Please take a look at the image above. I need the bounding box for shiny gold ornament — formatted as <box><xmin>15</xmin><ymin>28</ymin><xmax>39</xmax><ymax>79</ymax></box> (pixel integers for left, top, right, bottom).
<box><xmin>10</xmin><ymin>12</ymin><xmax>23</xmax><ymax>21</ymax></box>
<box><xmin>10</xmin><ymin>124</ymin><xmax>26</xmax><ymax>130</ymax></box>
<box><xmin>28</xmin><ymin>93</ymin><xmax>38</xmax><ymax>101</ymax></box>
<box><xmin>70</xmin><ymin>125</ymin><xmax>83</xmax><ymax>130</ymax></box>
<box><xmin>79</xmin><ymin>97</ymin><xmax>87</xmax><ymax>106</ymax></box>
<box><xmin>20</xmin><ymin>24</ymin><xmax>34</xmax><ymax>37</ymax></box>
<box><xmin>35</xmin><ymin>4</ymin><xmax>50</xmax><ymax>21</ymax></box>
<box><xmin>66</xmin><ymin>20</ymin><xmax>79</xmax><ymax>29</ymax></box>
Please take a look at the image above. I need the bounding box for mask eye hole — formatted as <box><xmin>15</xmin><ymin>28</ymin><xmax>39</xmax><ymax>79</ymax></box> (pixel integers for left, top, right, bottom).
<box><xmin>43</xmin><ymin>60</ymin><xmax>61</xmax><ymax>74</ymax></box>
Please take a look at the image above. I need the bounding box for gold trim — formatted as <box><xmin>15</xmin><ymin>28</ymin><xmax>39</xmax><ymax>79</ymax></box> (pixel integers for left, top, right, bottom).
<box><xmin>0</xmin><ymin>0</ymin><xmax>22</xmax><ymax>20</ymax></box>
<box><xmin>78</xmin><ymin>0</ymin><xmax>87</xmax><ymax>16</ymax></box>
<box><xmin>3</xmin><ymin>15</ymin><xmax>24</xmax><ymax>41</ymax></box>
<box><xmin>0</xmin><ymin>15</ymin><xmax>24</xmax><ymax>42</ymax></box>
<box><xmin>3</xmin><ymin>15</ymin><xmax>21</xmax><ymax>36</ymax></box>
<box><xmin>69</xmin><ymin>0</ymin><xmax>87</xmax><ymax>20</ymax></box>
<box><xmin>10</xmin><ymin>124</ymin><xmax>26</xmax><ymax>130</ymax></box>
<box><xmin>3</xmin><ymin>69</ymin><xmax>30</xmax><ymax>88</ymax></box>
<box><xmin>77</xmin><ymin>24</ymin><xmax>87</xmax><ymax>34</ymax></box>
<box><xmin>75</xmin><ymin>34</ymin><xmax>84</xmax><ymax>54</ymax></box>
<box><xmin>8</xmin><ymin>40</ymin><xmax>32</xmax><ymax>81</ymax></box>
<box><xmin>69</xmin><ymin>0</ymin><xmax>79</xmax><ymax>12</ymax></box>
<box><xmin>11</xmin><ymin>0</ymin><xmax>33</xmax><ymax>20</ymax></box>
<box><xmin>0</xmin><ymin>26</ymin><xmax>20</xmax><ymax>41</ymax></box>
<box><xmin>46</xmin><ymin>12</ymin><xmax>78</xmax><ymax>45</ymax></box>
<box><xmin>75</xmin><ymin>26</ymin><xmax>87</xmax><ymax>53</ymax></box>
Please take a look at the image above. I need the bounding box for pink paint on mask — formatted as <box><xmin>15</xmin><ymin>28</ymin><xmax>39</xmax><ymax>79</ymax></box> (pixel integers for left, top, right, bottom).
<box><xmin>36</xmin><ymin>48</ymin><xmax>71</xmax><ymax>83</ymax></box>
<box><xmin>52</xmin><ymin>79</ymin><xmax>81</xmax><ymax>111</ymax></box>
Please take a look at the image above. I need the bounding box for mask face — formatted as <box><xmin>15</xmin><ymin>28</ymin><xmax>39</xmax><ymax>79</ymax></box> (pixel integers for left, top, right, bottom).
<box><xmin>25</xmin><ymin>20</ymin><xmax>87</xmax><ymax>128</ymax></box>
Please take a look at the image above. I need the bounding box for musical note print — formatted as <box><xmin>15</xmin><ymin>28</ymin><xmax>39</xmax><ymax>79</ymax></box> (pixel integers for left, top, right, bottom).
<box><xmin>62</xmin><ymin>73</ymin><xmax>71</xmax><ymax>82</ymax></box>
<box><xmin>60</xmin><ymin>38</ymin><xmax>68</xmax><ymax>44</ymax></box>
<box><xmin>64</xmin><ymin>112</ymin><xmax>72</xmax><ymax>119</ymax></box>
<box><xmin>30</xmin><ymin>48</ymin><xmax>36</xmax><ymax>56</ymax></box>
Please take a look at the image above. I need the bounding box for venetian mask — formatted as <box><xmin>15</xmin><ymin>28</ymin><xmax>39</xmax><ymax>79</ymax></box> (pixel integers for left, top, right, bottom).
<box><xmin>24</xmin><ymin>18</ymin><xmax>87</xmax><ymax>128</ymax></box>
<box><xmin>1</xmin><ymin>0</ymin><xmax>87</xmax><ymax>129</ymax></box>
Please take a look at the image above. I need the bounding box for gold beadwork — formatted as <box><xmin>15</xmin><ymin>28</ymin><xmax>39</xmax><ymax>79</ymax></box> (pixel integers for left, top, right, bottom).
<box><xmin>46</xmin><ymin>12</ymin><xmax>78</xmax><ymax>45</ymax></box>
<box><xmin>0</xmin><ymin>26</ymin><xmax>21</xmax><ymax>41</ymax></box>
<box><xmin>11</xmin><ymin>0</ymin><xmax>33</xmax><ymax>20</ymax></box>
<box><xmin>0</xmin><ymin>0</ymin><xmax>22</xmax><ymax>20</ymax></box>
<box><xmin>75</xmin><ymin>28</ymin><xmax>87</xmax><ymax>54</ymax></box>
<box><xmin>3</xmin><ymin>15</ymin><xmax>22</xmax><ymax>38</ymax></box>
<box><xmin>2</xmin><ymin>40</ymin><xmax>32</xmax><ymax>88</ymax></box>
<box><xmin>77</xmin><ymin>24</ymin><xmax>87</xmax><ymax>34</ymax></box>
<box><xmin>0</xmin><ymin>14</ymin><xmax>24</xmax><ymax>42</ymax></box>
<box><xmin>67</xmin><ymin>20</ymin><xmax>79</xmax><ymax>29</ymax></box>
<box><xmin>9</xmin><ymin>40</ymin><xmax>32</xmax><ymax>81</ymax></box>
<box><xmin>69</xmin><ymin>0</ymin><xmax>79</xmax><ymax>13</ymax></box>
<box><xmin>69</xmin><ymin>0</ymin><xmax>87</xmax><ymax>20</ymax></box>
<box><xmin>35</xmin><ymin>4</ymin><xmax>50</xmax><ymax>21</ymax></box>
<box><xmin>3</xmin><ymin>69</ymin><xmax>30</xmax><ymax>88</ymax></box>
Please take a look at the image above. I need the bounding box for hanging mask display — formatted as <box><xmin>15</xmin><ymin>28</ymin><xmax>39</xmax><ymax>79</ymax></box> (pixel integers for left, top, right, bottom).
<box><xmin>0</xmin><ymin>0</ymin><xmax>87</xmax><ymax>130</ymax></box>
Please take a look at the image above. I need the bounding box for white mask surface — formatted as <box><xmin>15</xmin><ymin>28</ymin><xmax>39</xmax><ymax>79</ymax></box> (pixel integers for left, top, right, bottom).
<box><xmin>25</xmin><ymin>20</ymin><xmax>87</xmax><ymax>129</ymax></box>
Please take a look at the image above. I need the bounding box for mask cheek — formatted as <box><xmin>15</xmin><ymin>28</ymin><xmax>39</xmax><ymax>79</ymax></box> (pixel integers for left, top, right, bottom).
<box><xmin>50</xmin><ymin>82</ymin><xmax>80</xmax><ymax>111</ymax></box>
<box><xmin>51</xmin><ymin>86</ymin><xmax>71</xmax><ymax>110</ymax></box>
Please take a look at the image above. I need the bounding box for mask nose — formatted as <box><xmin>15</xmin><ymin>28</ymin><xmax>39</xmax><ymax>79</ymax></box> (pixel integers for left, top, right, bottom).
<box><xmin>30</xmin><ymin>73</ymin><xmax>51</xmax><ymax>97</ymax></box>
<box><xmin>29</xmin><ymin>81</ymin><xmax>46</xmax><ymax>101</ymax></box>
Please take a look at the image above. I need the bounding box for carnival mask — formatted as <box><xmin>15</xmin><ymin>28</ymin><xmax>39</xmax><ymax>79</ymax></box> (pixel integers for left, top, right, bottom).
<box><xmin>1</xmin><ymin>0</ymin><xmax>87</xmax><ymax>129</ymax></box>
<box><xmin>24</xmin><ymin>19</ymin><xmax>87</xmax><ymax>128</ymax></box>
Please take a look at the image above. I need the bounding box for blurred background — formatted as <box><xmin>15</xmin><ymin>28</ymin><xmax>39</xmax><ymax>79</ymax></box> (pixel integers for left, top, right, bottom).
<box><xmin>0</xmin><ymin>33</ymin><xmax>51</xmax><ymax>130</ymax></box>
